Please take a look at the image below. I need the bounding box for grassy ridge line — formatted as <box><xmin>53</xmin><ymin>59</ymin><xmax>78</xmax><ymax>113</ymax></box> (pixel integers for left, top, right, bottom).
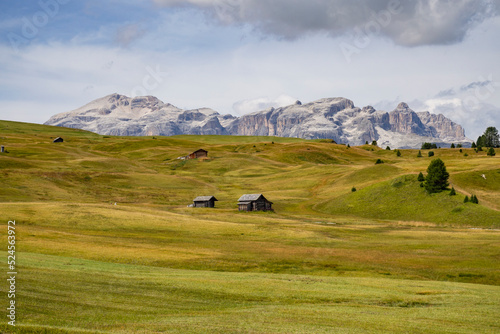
<box><xmin>2</xmin><ymin>252</ymin><xmax>499</xmax><ymax>334</ymax></box>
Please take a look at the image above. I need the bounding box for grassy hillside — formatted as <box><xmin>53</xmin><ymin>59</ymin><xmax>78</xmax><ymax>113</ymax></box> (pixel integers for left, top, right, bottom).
<box><xmin>1</xmin><ymin>120</ymin><xmax>499</xmax><ymax>333</ymax></box>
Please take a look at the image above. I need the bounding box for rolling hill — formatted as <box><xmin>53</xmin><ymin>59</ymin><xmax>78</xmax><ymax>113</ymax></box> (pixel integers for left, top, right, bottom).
<box><xmin>0</xmin><ymin>120</ymin><xmax>499</xmax><ymax>333</ymax></box>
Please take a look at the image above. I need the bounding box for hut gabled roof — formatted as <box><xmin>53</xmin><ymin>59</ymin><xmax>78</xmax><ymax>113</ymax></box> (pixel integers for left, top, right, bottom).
<box><xmin>237</xmin><ymin>194</ymin><xmax>273</xmax><ymax>204</ymax></box>
<box><xmin>193</xmin><ymin>196</ymin><xmax>218</xmax><ymax>202</ymax></box>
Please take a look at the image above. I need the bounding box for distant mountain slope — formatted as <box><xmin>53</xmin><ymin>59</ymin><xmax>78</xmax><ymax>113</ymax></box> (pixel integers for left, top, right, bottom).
<box><xmin>45</xmin><ymin>94</ymin><xmax>471</xmax><ymax>148</ymax></box>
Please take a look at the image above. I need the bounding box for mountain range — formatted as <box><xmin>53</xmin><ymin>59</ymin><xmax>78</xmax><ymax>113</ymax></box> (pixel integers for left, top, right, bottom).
<box><xmin>44</xmin><ymin>94</ymin><xmax>471</xmax><ymax>148</ymax></box>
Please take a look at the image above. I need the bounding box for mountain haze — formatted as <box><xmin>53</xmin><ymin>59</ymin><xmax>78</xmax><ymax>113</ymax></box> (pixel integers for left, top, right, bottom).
<box><xmin>45</xmin><ymin>94</ymin><xmax>471</xmax><ymax>148</ymax></box>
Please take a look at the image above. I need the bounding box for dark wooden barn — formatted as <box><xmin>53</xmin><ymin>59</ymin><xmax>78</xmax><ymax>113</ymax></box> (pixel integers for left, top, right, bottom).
<box><xmin>53</xmin><ymin>137</ymin><xmax>64</xmax><ymax>143</ymax></box>
<box><xmin>188</xmin><ymin>149</ymin><xmax>208</xmax><ymax>159</ymax></box>
<box><xmin>237</xmin><ymin>194</ymin><xmax>273</xmax><ymax>212</ymax></box>
<box><xmin>193</xmin><ymin>196</ymin><xmax>218</xmax><ymax>208</ymax></box>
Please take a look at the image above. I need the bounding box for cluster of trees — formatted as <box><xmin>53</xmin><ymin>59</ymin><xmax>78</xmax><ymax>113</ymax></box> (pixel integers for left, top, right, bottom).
<box><xmin>475</xmin><ymin>127</ymin><xmax>500</xmax><ymax>148</ymax></box>
<box><xmin>421</xmin><ymin>142</ymin><xmax>438</xmax><ymax>149</ymax></box>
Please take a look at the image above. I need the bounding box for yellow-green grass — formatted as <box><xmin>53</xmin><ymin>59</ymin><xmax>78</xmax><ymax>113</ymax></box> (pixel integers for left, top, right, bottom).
<box><xmin>1</xmin><ymin>120</ymin><xmax>500</xmax><ymax>332</ymax></box>
<box><xmin>1</xmin><ymin>252</ymin><xmax>499</xmax><ymax>334</ymax></box>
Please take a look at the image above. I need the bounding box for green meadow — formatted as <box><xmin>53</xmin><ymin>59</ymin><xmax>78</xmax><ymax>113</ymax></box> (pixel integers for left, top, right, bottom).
<box><xmin>0</xmin><ymin>120</ymin><xmax>499</xmax><ymax>333</ymax></box>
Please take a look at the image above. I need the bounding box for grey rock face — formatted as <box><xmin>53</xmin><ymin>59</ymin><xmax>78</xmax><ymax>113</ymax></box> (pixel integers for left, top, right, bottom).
<box><xmin>45</xmin><ymin>94</ymin><xmax>471</xmax><ymax>148</ymax></box>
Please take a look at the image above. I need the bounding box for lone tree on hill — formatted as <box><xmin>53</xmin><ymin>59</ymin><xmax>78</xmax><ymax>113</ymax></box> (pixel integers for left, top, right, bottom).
<box><xmin>487</xmin><ymin>147</ymin><xmax>496</xmax><ymax>156</ymax></box>
<box><xmin>417</xmin><ymin>150</ymin><xmax>422</xmax><ymax>157</ymax></box>
<box><xmin>424</xmin><ymin>158</ymin><xmax>449</xmax><ymax>193</ymax></box>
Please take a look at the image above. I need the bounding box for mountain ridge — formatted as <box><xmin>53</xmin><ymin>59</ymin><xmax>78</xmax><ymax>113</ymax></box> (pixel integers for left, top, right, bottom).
<box><xmin>44</xmin><ymin>93</ymin><xmax>471</xmax><ymax>148</ymax></box>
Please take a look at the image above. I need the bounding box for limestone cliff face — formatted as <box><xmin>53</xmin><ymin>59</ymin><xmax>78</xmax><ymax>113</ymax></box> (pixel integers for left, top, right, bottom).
<box><xmin>45</xmin><ymin>94</ymin><xmax>471</xmax><ymax>148</ymax></box>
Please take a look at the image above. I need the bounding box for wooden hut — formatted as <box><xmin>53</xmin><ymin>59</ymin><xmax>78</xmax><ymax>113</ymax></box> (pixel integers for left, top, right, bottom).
<box><xmin>193</xmin><ymin>196</ymin><xmax>218</xmax><ymax>208</ymax></box>
<box><xmin>237</xmin><ymin>194</ymin><xmax>273</xmax><ymax>212</ymax></box>
<box><xmin>188</xmin><ymin>149</ymin><xmax>208</xmax><ymax>159</ymax></box>
<box><xmin>53</xmin><ymin>137</ymin><xmax>64</xmax><ymax>143</ymax></box>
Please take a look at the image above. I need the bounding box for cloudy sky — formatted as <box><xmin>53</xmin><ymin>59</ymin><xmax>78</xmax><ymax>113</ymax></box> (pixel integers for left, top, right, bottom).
<box><xmin>0</xmin><ymin>0</ymin><xmax>499</xmax><ymax>139</ymax></box>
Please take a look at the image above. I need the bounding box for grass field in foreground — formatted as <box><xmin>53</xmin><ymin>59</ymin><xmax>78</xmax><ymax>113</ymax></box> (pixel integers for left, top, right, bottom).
<box><xmin>0</xmin><ymin>252</ymin><xmax>499</xmax><ymax>334</ymax></box>
<box><xmin>0</xmin><ymin>120</ymin><xmax>499</xmax><ymax>333</ymax></box>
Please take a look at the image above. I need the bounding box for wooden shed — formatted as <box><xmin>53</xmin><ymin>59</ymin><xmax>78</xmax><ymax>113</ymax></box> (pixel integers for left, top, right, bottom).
<box><xmin>193</xmin><ymin>196</ymin><xmax>218</xmax><ymax>208</ymax></box>
<box><xmin>53</xmin><ymin>137</ymin><xmax>64</xmax><ymax>143</ymax></box>
<box><xmin>237</xmin><ymin>194</ymin><xmax>273</xmax><ymax>212</ymax></box>
<box><xmin>188</xmin><ymin>149</ymin><xmax>208</xmax><ymax>159</ymax></box>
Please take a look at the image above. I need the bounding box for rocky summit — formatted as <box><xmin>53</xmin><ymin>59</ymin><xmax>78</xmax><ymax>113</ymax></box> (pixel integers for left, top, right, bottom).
<box><xmin>45</xmin><ymin>94</ymin><xmax>471</xmax><ymax>148</ymax></box>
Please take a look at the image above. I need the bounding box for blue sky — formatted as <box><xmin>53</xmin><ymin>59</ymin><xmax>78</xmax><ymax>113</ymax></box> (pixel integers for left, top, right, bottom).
<box><xmin>0</xmin><ymin>0</ymin><xmax>499</xmax><ymax>139</ymax></box>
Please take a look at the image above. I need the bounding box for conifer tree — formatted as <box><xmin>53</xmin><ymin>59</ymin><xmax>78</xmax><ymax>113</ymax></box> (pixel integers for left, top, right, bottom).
<box><xmin>487</xmin><ymin>147</ymin><xmax>496</xmax><ymax>156</ymax></box>
<box><xmin>449</xmin><ymin>187</ymin><xmax>456</xmax><ymax>196</ymax></box>
<box><xmin>464</xmin><ymin>196</ymin><xmax>469</xmax><ymax>203</ymax></box>
<box><xmin>417</xmin><ymin>150</ymin><xmax>422</xmax><ymax>157</ymax></box>
<box><xmin>417</xmin><ymin>172</ymin><xmax>425</xmax><ymax>182</ymax></box>
<box><xmin>424</xmin><ymin>159</ymin><xmax>449</xmax><ymax>193</ymax></box>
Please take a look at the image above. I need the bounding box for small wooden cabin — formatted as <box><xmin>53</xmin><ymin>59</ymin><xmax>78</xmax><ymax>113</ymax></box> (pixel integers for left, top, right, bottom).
<box><xmin>237</xmin><ymin>194</ymin><xmax>273</xmax><ymax>212</ymax></box>
<box><xmin>53</xmin><ymin>137</ymin><xmax>64</xmax><ymax>143</ymax></box>
<box><xmin>193</xmin><ymin>196</ymin><xmax>218</xmax><ymax>208</ymax></box>
<box><xmin>188</xmin><ymin>149</ymin><xmax>208</xmax><ymax>159</ymax></box>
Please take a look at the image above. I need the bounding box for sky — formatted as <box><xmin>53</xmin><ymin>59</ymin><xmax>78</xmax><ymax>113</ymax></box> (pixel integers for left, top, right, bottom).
<box><xmin>0</xmin><ymin>0</ymin><xmax>499</xmax><ymax>140</ymax></box>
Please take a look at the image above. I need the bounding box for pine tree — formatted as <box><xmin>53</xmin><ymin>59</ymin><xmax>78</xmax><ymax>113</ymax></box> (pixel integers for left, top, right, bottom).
<box><xmin>424</xmin><ymin>159</ymin><xmax>450</xmax><ymax>193</ymax></box>
<box><xmin>375</xmin><ymin>159</ymin><xmax>384</xmax><ymax>164</ymax></box>
<box><xmin>471</xmin><ymin>142</ymin><xmax>477</xmax><ymax>148</ymax></box>
<box><xmin>396</xmin><ymin>150</ymin><xmax>402</xmax><ymax>157</ymax></box>
<box><xmin>417</xmin><ymin>150</ymin><xmax>422</xmax><ymax>157</ymax></box>
<box><xmin>487</xmin><ymin>147</ymin><xmax>496</xmax><ymax>156</ymax></box>
<box><xmin>417</xmin><ymin>172</ymin><xmax>425</xmax><ymax>182</ymax></box>
<box><xmin>483</xmin><ymin>127</ymin><xmax>499</xmax><ymax>147</ymax></box>
<box><xmin>371</xmin><ymin>140</ymin><xmax>377</xmax><ymax>146</ymax></box>
<box><xmin>449</xmin><ymin>187</ymin><xmax>456</xmax><ymax>196</ymax></box>
<box><xmin>464</xmin><ymin>196</ymin><xmax>469</xmax><ymax>203</ymax></box>
<box><xmin>386</xmin><ymin>146</ymin><xmax>391</xmax><ymax>150</ymax></box>
<box><xmin>451</xmin><ymin>143</ymin><xmax>455</xmax><ymax>149</ymax></box>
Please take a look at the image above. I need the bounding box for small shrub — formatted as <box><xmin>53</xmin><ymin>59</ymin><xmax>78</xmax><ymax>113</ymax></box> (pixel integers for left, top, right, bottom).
<box><xmin>428</xmin><ymin>151</ymin><xmax>434</xmax><ymax>157</ymax></box>
<box><xmin>487</xmin><ymin>147</ymin><xmax>496</xmax><ymax>156</ymax></box>
<box><xmin>459</xmin><ymin>149</ymin><xmax>463</xmax><ymax>153</ymax></box>
<box><xmin>351</xmin><ymin>187</ymin><xmax>357</xmax><ymax>192</ymax></box>
<box><xmin>477</xmin><ymin>146</ymin><xmax>483</xmax><ymax>152</ymax></box>
<box><xmin>417</xmin><ymin>150</ymin><xmax>422</xmax><ymax>157</ymax></box>
<box><xmin>464</xmin><ymin>153</ymin><xmax>468</xmax><ymax>157</ymax></box>
<box><xmin>375</xmin><ymin>159</ymin><xmax>384</xmax><ymax>164</ymax></box>
<box><xmin>347</xmin><ymin>144</ymin><xmax>350</xmax><ymax>148</ymax></box>
<box><xmin>457</xmin><ymin>144</ymin><xmax>463</xmax><ymax>148</ymax></box>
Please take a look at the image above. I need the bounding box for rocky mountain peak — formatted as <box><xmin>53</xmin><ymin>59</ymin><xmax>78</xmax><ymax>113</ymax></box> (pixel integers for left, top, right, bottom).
<box><xmin>45</xmin><ymin>94</ymin><xmax>472</xmax><ymax>148</ymax></box>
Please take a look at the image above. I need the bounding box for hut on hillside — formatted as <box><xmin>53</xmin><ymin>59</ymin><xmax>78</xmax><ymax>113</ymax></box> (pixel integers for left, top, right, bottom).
<box><xmin>237</xmin><ymin>194</ymin><xmax>273</xmax><ymax>212</ymax></box>
<box><xmin>188</xmin><ymin>149</ymin><xmax>208</xmax><ymax>159</ymax></box>
<box><xmin>193</xmin><ymin>196</ymin><xmax>218</xmax><ymax>208</ymax></box>
<box><xmin>53</xmin><ymin>137</ymin><xmax>64</xmax><ymax>143</ymax></box>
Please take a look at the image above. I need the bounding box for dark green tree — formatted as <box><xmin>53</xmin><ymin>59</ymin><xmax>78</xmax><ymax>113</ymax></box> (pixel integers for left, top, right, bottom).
<box><xmin>451</xmin><ymin>143</ymin><xmax>455</xmax><ymax>149</ymax></box>
<box><xmin>449</xmin><ymin>187</ymin><xmax>456</xmax><ymax>196</ymax></box>
<box><xmin>464</xmin><ymin>196</ymin><xmax>469</xmax><ymax>203</ymax></box>
<box><xmin>417</xmin><ymin>150</ymin><xmax>422</xmax><ymax>157</ymax></box>
<box><xmin>477</xmin><ymin>135</ymin><xmax>486</xmax><ymax>148</ymax></box>
<box><xmin>483</xmin><ymin>127</ymin><xmax>499</xmax><ymax>147</ymax></box>
<box><xmin>487</xmin><ymin>147</ymin><xmax>496</xmax><ymax>156</ymax></box>
<box><xmin>396</xmin><ymin>150</ymin><xmax>401</xmax><ymax>157</ymax></box>
<box><xmin>351</xmin><ymin>186</ymin><xmax>357</xmax><ymax>192</ymax></box>
<box><xmin>371</xmin><ymin>140</ymin><xmax>378</xmax><ymax>146</ymax></box>
<box><xmin>386</xmin><ymin>146</ymin><xmax>391</xmax><ymax>150</ymax></box>
<box><xmin>375</xmin><ymin>159</ymin><xmax>384</xmax><ymax>164</ymax></box>
<box><xmin>471</xmin><ymin>142</ymin><xmax>477</xmax><ymax>148</ymax></box>
<box><xmin>424</xmin><ymin>158</ymin><xmax>450</xmax><ymax>193</ymax></box>
<box><xmin>428</xmin><ymin>151</ymin><xmax>434</xmax><ymax>157</ymax></box>
<box><xmin>417</xmin><ymin>172</ymin><xmax>425</xmax><ymax>182</ymax></box>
